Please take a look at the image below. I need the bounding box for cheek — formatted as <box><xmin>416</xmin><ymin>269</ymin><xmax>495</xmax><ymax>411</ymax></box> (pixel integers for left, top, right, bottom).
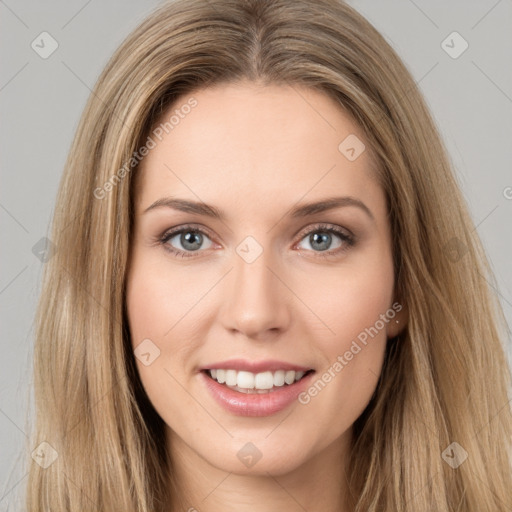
<box><xmin>125</xmin><ymin>254</ymin><xmax>239</xmax><ymax>452</ymax></box>
<box><xmin>126</xmin><ymin>249</ymin><xmax>205</xmax><ymax>347</ymax></box>
<box><xmin>125</xmin><ymin>256</ymin><xmax>199</xmax><ymax>420</ymax></box>
<box><xmin>295</xmin><ymin>250</ymin><xmax>394</xmax><ymax>429</ymax></box>
<box><xmin>125</xmin><ymin>249</ymin><xmax>217</xmax><ymax>392</ymax></box>
<box><xmin>304</xmin><ymin>250</ymin><xmax>395</xmax><ymax>348</ymax></box>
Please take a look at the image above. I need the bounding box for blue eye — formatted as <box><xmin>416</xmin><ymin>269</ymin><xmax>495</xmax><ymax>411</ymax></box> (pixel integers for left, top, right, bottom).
<box><xmin>159</xmin><ymin>223</ymin><xmax>355</xmax><ymax>259</ymax></box>
<box><xmin>160</xmin><ymin>225</ymin><xmax>214</xmax><ymax>257</ymax></box>
<box><xmin>296</xmin><ymin>226</ymin><xmax>352</xmax><ymax>253</ymax></box>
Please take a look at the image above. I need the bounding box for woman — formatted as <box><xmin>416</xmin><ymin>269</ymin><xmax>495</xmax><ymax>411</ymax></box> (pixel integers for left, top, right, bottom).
<box><xmin>27</xmin><ymin>0</ymin><xmax>512</xmax><ymax>510</ymax></box>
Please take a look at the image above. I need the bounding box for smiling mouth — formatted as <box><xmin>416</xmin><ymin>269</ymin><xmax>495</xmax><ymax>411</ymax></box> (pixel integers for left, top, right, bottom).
<box><xmin>202</xmin><ymin>368</ymin><xmax>315</xmax><ymax>394</ymax></box>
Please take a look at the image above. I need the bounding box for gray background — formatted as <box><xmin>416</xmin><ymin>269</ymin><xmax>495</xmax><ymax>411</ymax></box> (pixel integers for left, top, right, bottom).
<box><xmin>1</xmin><ymin>0</ymin><xmax>511</xmax><ymax>509</ymax></box>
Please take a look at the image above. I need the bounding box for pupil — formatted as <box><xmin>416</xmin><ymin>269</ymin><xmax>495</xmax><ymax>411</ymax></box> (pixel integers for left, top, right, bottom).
<box><xmin>182</xmin><ymin>231</ymin><xmax>202</xmax><ymax>251</ymax></box>
<box><xmin>311</xmin><ymin>232</ymin><xmax>331</xmax><ymax>251</ymax></box>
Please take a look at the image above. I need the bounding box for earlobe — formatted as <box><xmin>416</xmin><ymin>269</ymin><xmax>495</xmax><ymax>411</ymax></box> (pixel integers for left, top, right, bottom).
<box><xmin>386</xmin><ymin>302</ymin><xmax>408</xmax><ymax>339</ymax></box>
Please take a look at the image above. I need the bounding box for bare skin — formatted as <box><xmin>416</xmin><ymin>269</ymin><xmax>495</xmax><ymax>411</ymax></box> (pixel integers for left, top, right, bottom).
<box><xmin>126</xmin><ymin>81</ymin><xmax>406</xmax><ymax>512</ymax></box>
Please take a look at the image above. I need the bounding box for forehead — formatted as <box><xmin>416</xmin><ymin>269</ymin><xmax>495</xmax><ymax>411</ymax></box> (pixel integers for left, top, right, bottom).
<box><xmin>134</xmin><ymin>82</ymin><xmax>382</xmax><ymax>217</ymax></box>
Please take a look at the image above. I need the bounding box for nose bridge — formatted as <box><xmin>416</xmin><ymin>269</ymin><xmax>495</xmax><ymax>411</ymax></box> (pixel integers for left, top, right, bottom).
<box><xmin>221</xmin><ymin>235</ymin><xmax>289</xmax><ymax>337</ymax></box>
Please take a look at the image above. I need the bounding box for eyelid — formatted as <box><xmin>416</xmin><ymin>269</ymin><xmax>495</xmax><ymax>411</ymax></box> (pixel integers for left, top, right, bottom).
<box><xmin>293</xmin><ymin>222</ymin><xmax>354</xmax><ymax>244</ymax></box>
<box><xmin>160</xmin><ymin>223</ymin><xmax>215</xmax><ymax>241</ymax></box>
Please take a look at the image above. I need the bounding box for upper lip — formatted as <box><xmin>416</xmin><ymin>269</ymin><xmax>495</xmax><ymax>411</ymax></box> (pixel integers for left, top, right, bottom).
<box><xmin>200</xmin><ymin>359</ymin><xmax>314</xmax><ymax>373</ymax></box>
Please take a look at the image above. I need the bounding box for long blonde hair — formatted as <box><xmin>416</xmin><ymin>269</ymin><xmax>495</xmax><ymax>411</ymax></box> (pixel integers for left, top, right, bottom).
<box><xmin>27</xmin><ymin>0</ymin><xmax>512</xmax><ymax>510</ymax></box>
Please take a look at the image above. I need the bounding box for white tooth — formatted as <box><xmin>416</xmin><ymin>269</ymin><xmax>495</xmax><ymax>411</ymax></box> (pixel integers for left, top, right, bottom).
<box><xmin>273</xmin><ymin>370</ymin><xmax>285</xmax><ymax>387</ymax></box>
<box><xmin>213</xmin><ymin>368</ymin><xmax>306</xmax><ymax>389</ymax></box>
<box><xmin>225</xmin><ymin>369</ymin><xmax>237</xmax><ymax>386</ymax></box>
<box><xmin>237</xmin><ymin>371</ymin><xmax>255</xmax><ymax>389</ymax></box>
<box><xmin>255</xmin><ymin>371</ymin><xmax>274</xmax><ymax>390</ymax></box>
<box><xmin>284</xmin><ymin>370</ymin><xmax>296</xmax><ymax>385</ymax></box>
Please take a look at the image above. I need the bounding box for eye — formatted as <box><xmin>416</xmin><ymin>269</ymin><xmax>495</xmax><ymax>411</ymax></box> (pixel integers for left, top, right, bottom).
<box><xmin>159</xmin><ymin>222</ymin><xmax>355</xmax><ymax>259</ymax></box>
<box><xmin>295</xmin><ymin>223</ymin><xmax>355</xmax><ymax>257</ymax></box>
<box><xmin>160</xmin><ymin>224</ymin><xmax>214</xmax><ymax>258</ymax></box>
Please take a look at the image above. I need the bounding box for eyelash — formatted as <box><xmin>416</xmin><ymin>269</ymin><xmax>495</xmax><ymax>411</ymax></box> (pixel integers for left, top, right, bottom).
<box><xmin>158</xmin><ymin>223</ymin><xmax>355</xmax><ymax>260</ymax></box>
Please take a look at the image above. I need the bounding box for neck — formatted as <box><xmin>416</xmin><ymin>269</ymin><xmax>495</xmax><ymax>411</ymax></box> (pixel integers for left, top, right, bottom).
<box><xmin>166</xmin><ymin>428</ymin><xmax>353</xmax><ymax>512</ymax></box>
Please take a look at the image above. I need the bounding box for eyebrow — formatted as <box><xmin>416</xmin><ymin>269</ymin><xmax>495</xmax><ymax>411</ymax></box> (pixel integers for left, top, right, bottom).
<box><xmin>142</xmin><ymin>195</ymin><xmax>374</xmax><ymax>221</ymax></box>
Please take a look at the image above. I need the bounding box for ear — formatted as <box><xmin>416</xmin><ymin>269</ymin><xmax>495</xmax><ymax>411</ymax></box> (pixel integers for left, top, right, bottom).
<box><xmin>386</xmin><ymin>300</ymin><xmax>408</xmax><ymax>339</ymax></box>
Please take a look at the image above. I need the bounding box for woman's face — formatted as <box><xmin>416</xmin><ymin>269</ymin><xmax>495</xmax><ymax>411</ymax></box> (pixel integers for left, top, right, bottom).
<box><xmin>126</xmin><ymin>81</ymin><xmax>404</xmax><ymax>476</ymax></box>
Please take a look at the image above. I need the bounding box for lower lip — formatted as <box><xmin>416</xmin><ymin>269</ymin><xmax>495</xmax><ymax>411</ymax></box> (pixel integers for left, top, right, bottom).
<box><xmin>200</xmin><ymin>370</ymin><xmax>315</xmax><ymax>417</ymax></box>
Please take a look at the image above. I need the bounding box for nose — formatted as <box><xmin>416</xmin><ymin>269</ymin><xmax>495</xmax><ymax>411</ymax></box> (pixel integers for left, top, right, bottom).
<box><xmin>220</xmin><ymin>241</ymin><xmax>291</xmax><ymax>340</ymax></box>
